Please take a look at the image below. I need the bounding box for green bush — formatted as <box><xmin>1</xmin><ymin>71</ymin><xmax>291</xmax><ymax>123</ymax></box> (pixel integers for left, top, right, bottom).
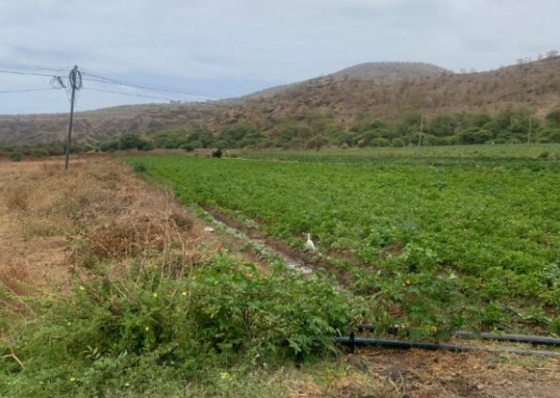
<box><xmin>181</xmin><ymin>143</ymin><xmax>195</xmax><ymax>152</ymax></box>
<box><xmin>9</xmin><ymin>150</ymin><xmax>22</xmax><ymax>162</ymax></box>
<box><xmin>552</xmin><ymin>317</ymin><xmax>560</xmax><ymax>336</ymax></box>
<box><xmin>0</xmin><ymin>258</ymin><xmax>365</xmax><ymax>397</ymax></box>
<box><xmin>391</xmin><ymin>138</ymin><xmax>405</xmax><ymax>147</ymax></box>
<box><xmin>370</xmin><ymin>138</ymin><xmax>390</xmax><ymax>147</ymax></box>
<box><xmin>31</xmin><ymin>147</ymin><xmax>50</xmax><ymax>158</ymax></box>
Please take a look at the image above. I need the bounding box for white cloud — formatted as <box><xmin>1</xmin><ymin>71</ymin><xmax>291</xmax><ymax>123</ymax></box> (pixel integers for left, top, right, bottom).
<box><xmin>0</xmin><ymin>0</ymin><xmax>559</xmax><ymax>113</ymax></box>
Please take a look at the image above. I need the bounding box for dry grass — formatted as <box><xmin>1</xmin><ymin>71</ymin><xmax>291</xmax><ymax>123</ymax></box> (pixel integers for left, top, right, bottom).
<box><xmin>0</xmin><ymin>158</ymin><xmax>222</xmax><ymax>306</ymax></box>
<box><xmin>3</xmin><ymin>184</ymin><xmax>31</xmax><ymax>212</ymax></box>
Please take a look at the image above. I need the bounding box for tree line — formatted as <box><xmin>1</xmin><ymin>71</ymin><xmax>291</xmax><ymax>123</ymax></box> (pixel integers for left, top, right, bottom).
<box><xmin>2</xmin><ymin>105</ymin><xmax>560</xmax><ymax>160</ymax></box>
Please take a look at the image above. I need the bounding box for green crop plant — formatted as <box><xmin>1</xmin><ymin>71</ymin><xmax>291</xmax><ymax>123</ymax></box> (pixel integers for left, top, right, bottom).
<box><xmin>126</xmin><ymin>146</ymin><xmax>560</xmax><ymax>335</ymax></box>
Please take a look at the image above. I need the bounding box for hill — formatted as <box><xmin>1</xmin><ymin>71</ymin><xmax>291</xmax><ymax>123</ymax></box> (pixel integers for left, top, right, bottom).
<box><xmin>1</xmin><ymin>57</ymin><xmax>560</xmax><ymax>146</ymax></box>
<box><xmin>240</xmin><ymin>62</ymin><xmax>451</xmax><ymax>100</ymax></box>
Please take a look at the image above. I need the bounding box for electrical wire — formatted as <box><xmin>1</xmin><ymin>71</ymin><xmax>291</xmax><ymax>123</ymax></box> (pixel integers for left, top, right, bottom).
<box><xmin>83</xmin><ymin>87</ymin><xmax>228</xmax><ymax>108</ymax></box>
<box><xmin>0</xmin><ymin>88</ymin><xmax>53</xmax><ymax>94</ymax></box>
<box><xmin>0</xmin><ymin>69</ymin><xmax>60</xmax><ymax>78</ymax></box>
<box><xmin>81</xmin><ymin>71</ymin><xmax>215</xmax><ymax>100</ymax></box>
<box><xmin>83</xmin><ymin>87</ymin><xmax>189</xmax><ymax>102</ymax></box>
<box><xmin>0</xmin><ymin>64</ymin><xmax>229</xmax><ymax>107</ymax></box>
<box><xmin>0</xmin><ymin>63</ymin><xmax>69</xmax><ymax>73</ymax></box>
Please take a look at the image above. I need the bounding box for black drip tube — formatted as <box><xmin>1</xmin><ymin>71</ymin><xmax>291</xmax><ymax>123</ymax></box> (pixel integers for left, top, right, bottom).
<box><xmin>335</xmin><ymin>336</ymin><xmax>560</xmax><ymax>357</ymax></box>
<box><xmin>356</xmin><ymin>324</ymin><xmax>560</xmax><ymax>347</ymax></box>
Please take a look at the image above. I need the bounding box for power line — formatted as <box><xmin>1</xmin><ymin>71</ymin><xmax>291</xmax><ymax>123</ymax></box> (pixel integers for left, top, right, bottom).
<box><xmin>0</xmin><ymin>69</ymin><xmax>61</xmax><ymax>78</ymax></box>
<box><xmin>83</xmin><ymin>87</ymin><xmax>229</xmax><ymax>107</ymax></box>
<box><xmin>0</xmin><ymin>63</ymin><xmax>68</xmax><ymax>73</ymax></box>
<box><xmin>81</xmin><ymin>71</ymin><xmax>215</xmax><ymax>100</ymax></box>
<box><xmin>83</xmin><ymin>87</ymin><xmax>188</xmax><ymax>102</ymax></box>
<box><xmin>0</xmin><ymin>88</ymin><xmax>53</xmax><ymax>94</ymax></box>
<box><xmin>0</xmin><ymin>64</ymin><xmax>229</xmax><ymax>107</ymax></box>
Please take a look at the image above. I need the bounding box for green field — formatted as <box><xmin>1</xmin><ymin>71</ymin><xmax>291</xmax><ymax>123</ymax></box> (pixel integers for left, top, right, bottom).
<box><xmin>127</xmin><ymin>145</ymin><xmax>560</xmax><ymax>336</ymax></box>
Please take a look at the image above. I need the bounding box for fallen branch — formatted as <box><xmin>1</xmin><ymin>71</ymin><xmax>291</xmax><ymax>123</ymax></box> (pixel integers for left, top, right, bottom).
<box><xmin>1</xmin><ymin>352</ymin><xmax>25</xmax><ymax>369</ymax></box>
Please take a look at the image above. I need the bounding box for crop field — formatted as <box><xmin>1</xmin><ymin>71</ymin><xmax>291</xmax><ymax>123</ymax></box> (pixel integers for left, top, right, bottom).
<box><xmin>127</xmin><ymin>145</ymin><xmax>560</xmax><ymax>337</ymax></box>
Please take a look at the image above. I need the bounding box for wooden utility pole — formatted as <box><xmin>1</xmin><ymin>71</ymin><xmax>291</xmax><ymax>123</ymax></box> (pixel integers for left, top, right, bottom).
<box><xmin>65</xmin><ymin>65</ymin><xmax>81</xmax><ymax>170</ymax></box>
<box><xmin>527</xmin><ymin>115</ymin><xmax>533</xmax><ymax>145</ymax></box>
<box><xmin>416</xmin><ymin>113</ymin><xmax>424</xmax><ymax>155</ymax></box>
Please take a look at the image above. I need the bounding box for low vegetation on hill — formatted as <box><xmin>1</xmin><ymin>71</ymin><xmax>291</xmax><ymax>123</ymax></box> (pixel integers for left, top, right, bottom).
<box><xmin>3</xmin><ymin>105</ymin><xmax>560</xmax><ymax>160</ymax></box>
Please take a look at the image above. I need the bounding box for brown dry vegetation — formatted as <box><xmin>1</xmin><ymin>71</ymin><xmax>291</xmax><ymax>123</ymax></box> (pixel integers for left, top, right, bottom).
<box><xmin>0</xmin><ymin>158</ymin><xmax>224</xmax><ymax>308</ymax></box>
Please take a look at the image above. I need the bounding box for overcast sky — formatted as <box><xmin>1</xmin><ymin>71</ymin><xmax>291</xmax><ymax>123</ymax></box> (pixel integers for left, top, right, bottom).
<box><xmin>0</xmin><ymin>0</ymin><xmax>558</xmax><ymax>114</ymax></box>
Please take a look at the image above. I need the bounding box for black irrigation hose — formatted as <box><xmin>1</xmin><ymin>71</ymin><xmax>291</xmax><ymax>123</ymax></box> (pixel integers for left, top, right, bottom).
<box><xmin>356</xmin><ymin>324</ymin><xmax>560</xmax><ymax>347</ymax></box>
<box><xmin>453</xmin><ymin>331</ymin><xmax>560</xmax><ymax>346</ymax></box>
<box><xmin>336</xmin><ymin>337</ymin><xmax>560</xmax><ymax>357</ymax></box>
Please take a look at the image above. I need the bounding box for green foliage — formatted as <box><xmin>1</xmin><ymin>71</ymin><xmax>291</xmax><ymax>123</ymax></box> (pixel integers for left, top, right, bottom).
<box><xmin>546</xmin><ymin>107</ymin><xmax>560</xmax><ymax>128</ymax></box>
<box><xmin>90</xmin><ymin>107</ymin><xmax>556</xmax><ymax>151</ymax></box>
<box><xmin>31</xmin><ymin>147</ymin><xmax>50</xmax><ymax>158</ymax></box>
<box><xmin>9</xmin><ymin>149</ymin><xmax>23</xmax><ymax>162</ymax></box>
<box><xmin>117</xmin><ymin>133</ymin><xmax>153</xmax><ymax>151</ymax></box>
<box><xmin>0</xmin><ymin>258</ymin><xmax>363</xmax><ymax>397</ymax></box>
<box><xmin>127</xmin><ymin>148</ymin><xmax>560</xmax><ymax>335</ymax></box>
<box><xmin>99</xmin><ymin>140</ymin><xmax>119</xmax><ymax>152</ymax></box>
<box><xmin>458</xmin><ymin>128</ymin><xmax>493</xmax><ymax>145</ymax></box>
<box><xmin>391</xmin><ymin>138</ymin><xmax>405</xmax><ymax>147</ymax></box>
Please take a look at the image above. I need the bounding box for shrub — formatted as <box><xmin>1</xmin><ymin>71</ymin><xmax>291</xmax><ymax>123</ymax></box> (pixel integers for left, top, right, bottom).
<box><xmin>370</xmin><ymin>138</ymin><xmax>390</xmax><ymax>147</ymax></box>
<box><xmin>132</xmin><ymin>163</ymin><xmax>147</xmax><ymax>173</ymax></box>
<box><xmin>552</xmin><ymin>317</ymin><xmax>560</xmax><ymax>336</ymax></box>
<box><xmin>0</xmin><ymin>258</ymin><xmax>366</xmax><ymax>396</ymax></box>
<box><xmin>31</xmin><ymin>147</ymin><xmax>50</xmax><ymax>158</ymax></box>
<box><xmin>211</xmin><ymin>148</ymin><xmax>223</xmax><ymax>158</ymax></box>
<box><xmin>181</xmin><ymin>144</ymin><xmax>195</xmax><ymax>152</ymax></box>
<box><xmin>391</xmin><ymin>138</ymin><xmax>405</xmax><ymax>147</ymax></box>
<box><xmin>9</xmin><ymin>150</ymin><xmax>22</xmax><ymax>162</ymax></box>
<box><xmin>546</xmin><ymin>107</ymin><xmax>560</xmax><ymax>128</ymax></box>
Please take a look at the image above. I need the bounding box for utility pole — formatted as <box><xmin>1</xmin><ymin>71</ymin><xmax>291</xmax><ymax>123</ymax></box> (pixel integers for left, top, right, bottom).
<box><xmin>65</xmin><ymin>65</ymin><xmax>82</xmax><ymax>170</ymax></box>
<box><xmin>416</xmin><ymin>113</ymin><xmax>424</xmax><ymax>155</ymax></box>
<box><xmin>527</xmin><ymin>115</ymin><xmax>533</xmax><ymax>145</ymax></box>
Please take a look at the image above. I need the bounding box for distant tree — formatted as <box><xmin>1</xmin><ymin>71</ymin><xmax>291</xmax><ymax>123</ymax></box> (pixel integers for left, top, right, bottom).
<box><xmin>458</xmin><ymin>128</ymin><xmax>493</xmax><ymax>144</ymax></box>
<box><xmin>370</xmin><ymin>138</ymin><xmax>390</xmax><ymax>147</ymax></box>
<box><xmin>31</xmin><ymin>147</ymin><xmax>50</xmax><ymax>158</ymax></box>
<box><xmin>538</xmin><ymin>128</ymin><xmax>560</xmax><ymax>143</ymax></box>
<box><xmin>99</xmin><ymin>140</ymin><xmax>119</xmax><ymax>152</ymax></box>
<box><xmin>546</xmin><ymin>50</ymin><xmax>559</xmax><ymax>58</ymax></box>
<box><xmin>305</xmin><ymin>137</ymin><xmax>327</xmax><ymax>151</ymax></box>
<box><xmin>546</xmin><ymin>108</ymin><xmax>560</xmax><ymax>128</ymax></box>
<box><xmin>428</xmin><ymin>114</ymin><xmax>458</xmax><ymax>136</ymax></box>
<box><xmin>138</xmin><ymin>140</ymin><xmax>154</xmax><ymax>151</ymax></box>
<box><xmin>118</xmin><ymin>133</ymin><xmax>144</xmax><ymax>150</ymax></box>
<box><xmin>391</xmin><ymin>138</ymin><xmax>405</xmax><ymax>147</ymax></box>
<box><xmin>9</xmin><ymin>149</ymin><xmax>22</xmax><ymax>162</ymax></box>
<box><xmin>181</xmin><ymin>143</ymin><xmax>195</xmax><ymax>152</ymax></box>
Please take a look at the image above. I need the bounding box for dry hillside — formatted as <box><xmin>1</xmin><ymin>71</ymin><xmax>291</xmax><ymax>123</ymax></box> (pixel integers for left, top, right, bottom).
<box><xmin>1</xmin><ymin>57</ymin><xmax>560</xmax><ymax>145</ymax></box>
